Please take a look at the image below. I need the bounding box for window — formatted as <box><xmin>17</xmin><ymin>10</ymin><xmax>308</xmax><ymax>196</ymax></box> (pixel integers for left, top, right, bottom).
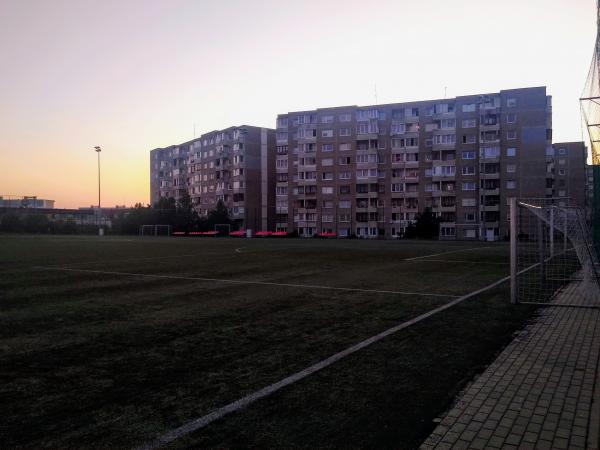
<box><xmin>558</xmin><ymin>168</ymin><xmax>566</xmax><ymax>175</ymax></box>
<box><xmin>390</xmin><ymin>122</ymin><xmax>406</xmax><ymax>134</ymax></box>
<box><xmin>506</xmin><ymin>113</ymin><xmax>516</xmax><ymax>124</ymax></box>
<box><xmin>481</xmin><ymin>146</ymin><xmax>500</xmax><ymax>159</ymax></box>
<box><xmin>462</xmin><ymin>198</ymin><xmax>477</xmax><ymax>207</ymax></box>
<box><xmin>391</xmin><ymin>183</ymin><xmax>404</xmax><ymax>192</ymax></box>
<box><xmin>339</xmin><ymin>185</ymin><xmax>351</xmax><ymax>194</ymax></box>
<box><xmin>322</xmin><ymin>158</ymin><xmax>333</xmax><ymax>166</ymax></box>
<box><xmin>339</xmin><ymin>200</ymin><xmax>351</xmax><ymax>208</ymax></box>
<box><xmin>339</xmin><ymin>113</ymin><xmax>351</xmax><ymax>122</ymax></box>
<box><xmin>339</xmin><ymin>171</ymin><xmax>351</xmax><ymax>179</ymax></box>
<box><xmin>276</xmin><ymin>186</ymin><xmax>288</xmax><ymax>195</ymax></box>
<box><xmin>506</xmin><ymin>180</ymin><xmax>517</xmax><ymax>189</ymax></box>
<box><xmin>558</xmin><ymin>158</ymin><xmax>566</xmax><ymax>165</ymax></box>
<box><xmin>322</xmin><ymin>172</ymin><xmax>333</xmax><ymax>180</ymax></box>
<box><xmin>462</xmin><ymin>151</ymin><xmax>476</xmax><ymax>160</ymax></box>
<box><xmin>322</xmin><ymin>186</ymin><xmax>334</xmax><ymax>194</ymax></box>
<box><xmin>339</xmin><ymin>128</ymin><xmax>350</xmax><ymax>136</ymax></box>
<box><xmin>462</xmin><ymin>166</ymin><xmax>475</xmax><ymax>175</ymax></box>
<box><xmin>464</xmin><ymin>212</ymin><xmax>476</xmax><ymax>222</ymax></box>
<box><xmin>507</xmin><ymin>164</ymin><xmax>517</xmax><ymax>173</ymax></box>
<box><xmin>321</xmin><ymin>115</ymin><xmax>334</xmax><ymax>124</ymax></box>
<box><xmin>339</xmin><ymin>156</ymin><xmax>351</xmax><ymax>165</ymax></box>
<box><xmin>558</xmin><ymin>148</ymin><xmax>567</xmax><ymax>155</ymax></box>
<box><xmin>462</xmin><ymin>119</ymin><xmax>476</xmax><ymax>128</ymax></box>
<box><xmin>462</xmin><ymin>182</ymin><xmax>476</xmax><ymax>191</ymax></box>
<box><xmin>463</xmin><ymin>134</ymin><xmax>477</xmax><ymax>144</ymax></box>
<box><xmin>506</xmin><ymin>147</ymin><xmax>517</xmax><ymax>157</ymax></box>
<box><xmin>506</xmin><ymin>98</ymin><xmax>517</xmax><ymax>107</ymax></box>
<box><xmin>434</xmin><ymin>134</ymin><xmax>456</xmax><ymax>145</ymax></box>
<box><xmin>339</xmin><ymin>143</ymin><xmax>351</xmax><ymax>151</ymax></box>
<box><xmin>462</xmin><ymin>104</ymin><xmax>476</xmax><ymax>112</ymax></box>
<box><xmin>558</xmin><ymin>190</ymin><xmax>566</xmax><ymax>197</ymax></box>
<box><xmin>507</xmin><ymin>130</ymin><xmax>517</xmax><ymax>140</ymax></box>
<box><xmin>322</xmin><ymin>129</ymin><xmax>334</xmax><ymax>138</ymax></box>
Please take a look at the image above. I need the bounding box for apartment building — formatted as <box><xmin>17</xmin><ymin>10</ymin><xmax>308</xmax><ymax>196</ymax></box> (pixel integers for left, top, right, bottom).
<box><xmin>274</xmin><ymin>87</ymin><xmax>556</xmax><ymax>240</ymax></box>
<box><xmin>151</xmin><ymin>126</ymin><xmax>275</xmax><ymax>231</ymax></box>
<box><xmin>545</xmin><ymin>142</ymin><xmax>587</xmax><ymax>207</ymax></box>
<box><xmin>150</xmin><ymin>144</ymin><xmax>190</xmax><ymax>205</ymax></box>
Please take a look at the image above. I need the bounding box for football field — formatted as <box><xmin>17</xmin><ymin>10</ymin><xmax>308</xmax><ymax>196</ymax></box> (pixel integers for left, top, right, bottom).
<box><xmin>0</xmin><ymin>235</ymin><xmax>538</xmax><ymax>449</ymax></box>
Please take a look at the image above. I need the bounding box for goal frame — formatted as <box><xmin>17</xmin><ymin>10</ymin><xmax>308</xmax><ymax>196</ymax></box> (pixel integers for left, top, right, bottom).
<box><xmin>139</xmin><ymin>224</ymin><xmax>172</xmax><ymax>237</ymax></box>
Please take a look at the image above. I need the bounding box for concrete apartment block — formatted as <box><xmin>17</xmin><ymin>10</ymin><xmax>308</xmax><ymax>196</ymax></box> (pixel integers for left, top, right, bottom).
<box><xmin>151</xmin><ymin>125</ymin><xmax>275</xmax><ymax>231</ymax></box>
<box><xmin>274</xmin><ymin>86</ymin><xmax>570</xmax><ymax>240</ymax></box>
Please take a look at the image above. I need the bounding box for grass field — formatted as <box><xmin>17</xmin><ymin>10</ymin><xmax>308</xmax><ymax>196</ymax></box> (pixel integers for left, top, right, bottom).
<box><xmin>0</xmin><ymin>235</ymin><xmax>539</xmax><ymax>449</ymax></box>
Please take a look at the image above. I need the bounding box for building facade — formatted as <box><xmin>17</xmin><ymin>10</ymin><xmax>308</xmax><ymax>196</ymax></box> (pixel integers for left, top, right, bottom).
<box><xmin>150</xmin><ymin>126</ymin><xmax>275</xmax><ymax>231</ymax></box>
<box><xmin>545</xmin><ymin>142</ymin><xmax>588</xmax><ymax>208</ymax></box>
<box><xmin>274</xmin><ymin>87</ymin><xmax>556</xmax><ymax>240</ymax></box>
<box><xmin>150</xmin><ymin>144</ymin><xmax>189</xmax><ymax>206</ymax></box>
<box><xmin>0</xmin><ymin>196</ymin><xmax>55</xmax><ymax>209</ymax></box>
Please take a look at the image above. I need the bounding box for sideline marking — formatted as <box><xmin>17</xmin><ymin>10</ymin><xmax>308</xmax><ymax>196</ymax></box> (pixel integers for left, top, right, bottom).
<box><xmin>234</xmin><ymin>247</ymin><xmax>244</xmax><ymax>254</ymax></box>
<box><xmin>34</xmin><ymin>266</ymin><xmax>458</xmax><ymax>299</ymax></box>
<box><xmin>404</xmin><ymin>246</ymin><xmax>492</xmax><ymax>261</ymax></box>
<box><xmin>414</xmin><ymin>259</ymin><xmax>509</xmax><ymax>266</ymax></box>
<box><xmin>136</xmin><ymin>272</ymin><xmax>514</xmax><ymax>450</ymax></box>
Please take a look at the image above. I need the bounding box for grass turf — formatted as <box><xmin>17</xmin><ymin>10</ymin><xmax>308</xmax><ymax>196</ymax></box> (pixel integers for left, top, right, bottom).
<box><xmin>0</xmin><ymin>235</ymin><xmax>537</xmax><ymax>448</ymax></box>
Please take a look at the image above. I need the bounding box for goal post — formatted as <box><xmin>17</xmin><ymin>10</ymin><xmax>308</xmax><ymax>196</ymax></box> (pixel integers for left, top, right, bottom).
<box><xmin>509</xmin><ymin>197</ymin><xmax>600</xmax><ymax>306</ymax></box>
<box><xmin>139</xmin><ymin>224</ymin><xmax>172</xmax><ymax>236</ymax></box>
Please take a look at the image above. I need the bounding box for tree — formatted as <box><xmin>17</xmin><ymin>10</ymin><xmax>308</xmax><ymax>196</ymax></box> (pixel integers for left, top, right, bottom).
<box><xmin>207</xmin><ymin>200</ymin><xmax>233</xmax><ymax>230</ymax></box>
<box><xmin>413</xmin><ymin>207</ymin><xmax>441</xmax><ymax>239</ymax></box>
<box><xmin>0</xmin><ymin>213</ymin><xmax>23</xmax><ymax>232</ymax></box>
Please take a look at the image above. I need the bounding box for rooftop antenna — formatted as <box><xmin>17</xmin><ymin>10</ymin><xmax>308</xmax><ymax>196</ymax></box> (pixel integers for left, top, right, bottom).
<box><xmin>444</xmin><ymin>86</ymin><xmax>448</xmax><ymax>99</ymax></box>
<box><xmin>374</xmin><ymin>83</ymin><xmax>378</xmax><ymax>105</ymax></box>
<box><xmin>193</xmin><ymin>123</ymin><xmax>196</xmax><ymax>139</ymax></box>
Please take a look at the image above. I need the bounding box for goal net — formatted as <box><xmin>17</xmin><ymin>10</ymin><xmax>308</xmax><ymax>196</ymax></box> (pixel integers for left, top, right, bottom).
<box><xmin>139</xmin><ymin>224</ymin><xmax>172</xmax><ymax>236</ymax></box>
<box><xmin>510</xmin><ymin>198</ymin><xmax>600</xmax><ymax>307</ymax></box>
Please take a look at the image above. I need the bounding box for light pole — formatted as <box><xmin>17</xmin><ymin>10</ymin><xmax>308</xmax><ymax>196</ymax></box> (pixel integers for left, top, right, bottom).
<box><xmin>94</xmin><ymin>146</ymin><xmax>102</xmax><ymax>235</ymax></box>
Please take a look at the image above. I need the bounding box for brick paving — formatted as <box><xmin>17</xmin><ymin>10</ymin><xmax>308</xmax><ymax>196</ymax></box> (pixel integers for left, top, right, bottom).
<box><xmin>420</xmin><ymin>279</ymin><xmax>600</xmax><ymax>450</ymax></box>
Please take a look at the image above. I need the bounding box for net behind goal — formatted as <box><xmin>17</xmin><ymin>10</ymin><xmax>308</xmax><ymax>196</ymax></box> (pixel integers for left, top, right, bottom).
<box><xmin>510</xmin><ymin>198</ymin><xmax>600</xmax><ymax>307</ymax></box>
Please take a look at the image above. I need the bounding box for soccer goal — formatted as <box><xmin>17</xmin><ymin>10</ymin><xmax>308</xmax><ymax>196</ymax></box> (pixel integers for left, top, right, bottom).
<box><xmin>509</xmin><ymin>198</ymin><xmax>600</xmax><ymax>307</ymax></box>
<box><xmin>139</xmin><ymin>224</ymin><xmax>172</xmax><ymax>237</ymax></box>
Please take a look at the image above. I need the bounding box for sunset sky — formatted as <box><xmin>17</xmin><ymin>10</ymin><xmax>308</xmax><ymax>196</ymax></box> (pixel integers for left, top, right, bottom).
<box><xmin>0</xmin><ymin>0</ymin><xmax>596</xmax><ymax>208</ymax></box>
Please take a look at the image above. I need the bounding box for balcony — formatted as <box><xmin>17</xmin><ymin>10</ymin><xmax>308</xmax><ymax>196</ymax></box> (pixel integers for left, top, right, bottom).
<box><xmin>482</xmin><ymin>204</ymin><xmax>500</xmax><ymax>212</ymax></box>
<box><xmin>479</xmin><ymin>123</ymin><xmax>500</xmax><ymax>132</ymax></box>
<box><xmin>482</xmin><ymin>188</ymin><xmax>500</xmax><ymax>196</ymax></box>
<box><xmin>480</xmin><ymin>172</ymin><xmax>500</xmax><ymax>179</ymax></box>
<box><xmin>356</xmin><ymin>132</ymin><xmax>378</xmax><ymax>140</ymax></box>
<box><xmin>404</xmin><ymin>115</ymin><xmax>420</xmax><ymax>123</ymax></box>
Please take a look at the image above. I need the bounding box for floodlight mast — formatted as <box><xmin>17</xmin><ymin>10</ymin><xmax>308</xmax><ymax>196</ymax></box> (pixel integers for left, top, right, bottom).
<box><xmin>94</xmin><ymin>146</ymin><xmax>102</xmax><ymax>234</ymax></box>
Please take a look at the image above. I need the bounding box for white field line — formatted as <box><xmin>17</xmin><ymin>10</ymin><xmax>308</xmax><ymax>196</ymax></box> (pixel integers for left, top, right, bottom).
<box><xmin>33</xmin><ymin>267</ymin><xmax>458</xmax><ymax>299</ymax></box>
<box><xmin>234</xmin><ymin>247</ymin><xmax>244</xmax><ymax>253</ymax></box>
<box><xmin>136</xmin><ymin>272</ymin><xmax>515</xmax><ymax>450</ymax></box>
<box><xmin>40</xmin><ymin>253</ymin><xmax>208</xmax><ymax>269</ymax></box>
<box><xmin>403</xmin><ymin>246</ymin><xmax>493</xmax><ymax>261</ymax></box>
<box><xmin>414</xmin><ymin>259</ymin><xmax>509</xmax><ymax>265</ymax></box>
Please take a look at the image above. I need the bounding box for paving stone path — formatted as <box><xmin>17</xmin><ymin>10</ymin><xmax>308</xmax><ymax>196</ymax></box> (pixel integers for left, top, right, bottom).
<box><xmin>420</xmin><ymin>279</ymin><xmax>600</xmax><ymax>450</ymax></box>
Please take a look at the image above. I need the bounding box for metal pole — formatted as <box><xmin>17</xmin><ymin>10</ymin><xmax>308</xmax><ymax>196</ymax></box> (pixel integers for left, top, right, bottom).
<box><xmin>94</xmin><ymin>146</ymin><xmax>102</xmax><ymax>235</ymax></box>
<box><xmin>564</xmin><ymin>208</ymin><xmax>568</xmax><ymax>253</ymax></box>
<box><xmin>549</xmin><ymin>207</ymin><xmax>554</xmax><ymax>257</ymax></box>
<box><xmin>538</xmin><ymin>216</ymin><xmax>545</xmax><ymax>281</ymax></box>
<box><xmin>510</xmin><ymin>197</ymin><xmax>518</xmax><ymax>304</ymax></box>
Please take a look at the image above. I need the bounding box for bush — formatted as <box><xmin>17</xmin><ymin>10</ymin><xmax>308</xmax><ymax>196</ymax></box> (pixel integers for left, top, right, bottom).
<box><xmin>0</xmin><ymin>213</ymin><xmax>23</xmax><ymax>232</ymax></box>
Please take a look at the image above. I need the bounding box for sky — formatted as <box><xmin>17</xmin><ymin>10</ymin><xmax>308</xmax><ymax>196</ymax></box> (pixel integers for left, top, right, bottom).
<box><xmin>0</xmin><ymin>0</ymin><xmax>596</xmax><ymax>208</ymax></box>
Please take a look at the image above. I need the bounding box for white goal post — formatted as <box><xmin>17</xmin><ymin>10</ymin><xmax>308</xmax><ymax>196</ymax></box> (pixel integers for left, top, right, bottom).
<box><xmin>139</xmin><ymin>224</ymin><xmax>172</xmax><ymax>236</ymax></box>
